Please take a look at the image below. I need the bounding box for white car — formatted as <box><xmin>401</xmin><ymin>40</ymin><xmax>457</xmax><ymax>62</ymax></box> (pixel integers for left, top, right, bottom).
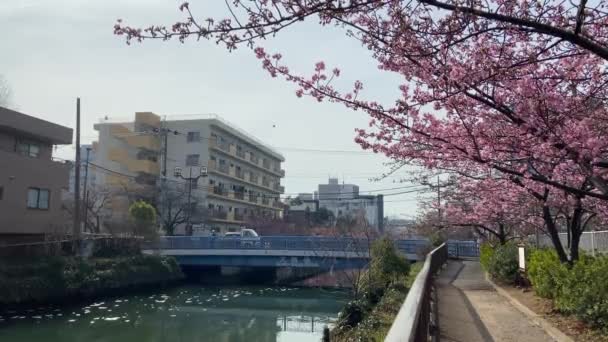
<box><xmin>224</xmin><ymin>229</ymin><xmax>261</xmax><ymax>248</ymax></box>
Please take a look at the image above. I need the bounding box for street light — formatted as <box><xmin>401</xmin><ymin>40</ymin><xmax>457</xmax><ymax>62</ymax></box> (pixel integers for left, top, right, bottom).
<box><xmin>173</xmin><ymin>166</ymin><xmax>208</xmax><ymax>235</ymax></box>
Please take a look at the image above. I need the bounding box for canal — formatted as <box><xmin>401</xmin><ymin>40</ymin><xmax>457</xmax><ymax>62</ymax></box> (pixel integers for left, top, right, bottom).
<box><xmin>0</xmin><ymin>285</ymin><xmax>349</xmax><ymax>342</ymax></box>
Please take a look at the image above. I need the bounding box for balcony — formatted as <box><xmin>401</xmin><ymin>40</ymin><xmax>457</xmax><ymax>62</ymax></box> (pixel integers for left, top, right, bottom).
<box><xmin>108</xmin><ymin>148</ymin><xmax>129</xmax><ymax>163</ymax></box>
<box><xmin>210</xmin><ymin>210</ymin><xmax>228</xmax><ymax>220</ymax></box>
<box><xmin>124</xmin><ymin>135</ymin><xmax>160</xmax><ymax>150</ymax></box>
<box><xmin>235</xmin><ymin>169</ymin><xmax>245</xmax><ymax>179</ymax></box>
<box><xmin>210</xmin><ymin>139</ymin><xmax>230</xmax><ymax>152</ymax></box>
<box><xmin>273</xmin><ymin>184</ymin><xmax>285</xmax><ymax>193</ymax></box>
<box><xmin>234</xmin><ymin>212</ymin><xmax>245</xmax><ymax>221</ymax></box>
<box><xmin>213</xmin><ymin>186</ymin><xmax>227</xmax><ymax>196</ymax></box>
<box><xmin>126</xmin><ymin>159</ymin><xmax>160</xmax><ymax>174</ymax></box>
<box><xmin>234</xmin><ymin>191</ymin><xmax>245</xmax><ymax>200</ymax></box>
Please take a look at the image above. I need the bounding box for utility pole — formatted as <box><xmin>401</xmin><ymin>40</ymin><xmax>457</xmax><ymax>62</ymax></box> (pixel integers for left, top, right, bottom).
<box><xmin>73</xmin><ymin>98</ymin><xmax>81</xmax><ymax>252</ymax></box>
<box><xmin>174</xmin><ymin>166</ymin><xmax>208</xmax><ymax>235</ymax></box>
<box><xmin>82</xmin><ymin>147</ymin><xmax>92</xmax><ymax>233</ymax></box>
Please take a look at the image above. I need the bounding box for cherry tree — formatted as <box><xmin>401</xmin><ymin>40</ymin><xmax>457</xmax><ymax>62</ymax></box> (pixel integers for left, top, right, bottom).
<box><xmin>441</xmin><ymin>177</ymin><xmax>541</xmax><ymax>245</ymax></box>
<box><xmin>115</xmin><ymin>0</ymin><xmax>608</xmax><ymax>260</ymax></box>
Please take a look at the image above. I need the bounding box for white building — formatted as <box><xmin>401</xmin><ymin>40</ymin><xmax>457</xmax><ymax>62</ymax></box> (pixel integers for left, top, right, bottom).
<box><xmin>317</xmin><ymin>178</ymin><xmax>384</xmax><ymax>231</ymax></box>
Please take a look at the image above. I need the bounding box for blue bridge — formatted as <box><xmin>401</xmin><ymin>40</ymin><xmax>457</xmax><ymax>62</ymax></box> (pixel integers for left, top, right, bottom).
<box><xmin>143</xmin><ymin>236</ymin><xmax>437</xmax><ymax>270</ymax></box>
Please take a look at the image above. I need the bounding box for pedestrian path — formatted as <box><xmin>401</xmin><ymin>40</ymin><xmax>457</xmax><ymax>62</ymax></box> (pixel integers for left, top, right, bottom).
<box><xmin>437</xmin><ymin>260</ymin><xmax>555</xmax><ymax>342</ymax></box>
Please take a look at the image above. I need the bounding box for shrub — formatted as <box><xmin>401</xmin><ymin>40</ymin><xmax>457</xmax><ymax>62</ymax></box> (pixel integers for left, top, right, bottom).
<box><xmin>527</xmin><ymin>248</ymin><xmax>566</xmax><ymax>299</ymax></box>
<box><xmin>487</xmin><ymin>243</ymin><xmax>519</xmax><ymax>284</ymax></box>
<box><xmin>479</xmin><ymin>243</ymin><xmax>495</xmax><ymax>272</ymax></box>
<box><xmin>527</xmin><ymin>250</ymin><xmax>608</xmax><ymax>330</ymax></box>
<box><xmin>553</xmin><ymin>255</ymin><xmax>608</xmax><ymax>329</ymax></box>
<box><xmin>367</xmin><ymin>238</ymin><xmax>410</xmax><ymax>288</ymax></box>
<box><xmin>337</xmin><ymin>301</ymin><xmax>365</xmax><ymax>328</ymax></box>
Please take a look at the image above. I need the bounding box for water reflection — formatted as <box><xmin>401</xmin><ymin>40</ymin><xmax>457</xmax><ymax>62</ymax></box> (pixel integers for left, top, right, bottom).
<box><xmin>0</xmin><ymin>286</ymin><xmax>348</xmax><ymax>342</ymax></box>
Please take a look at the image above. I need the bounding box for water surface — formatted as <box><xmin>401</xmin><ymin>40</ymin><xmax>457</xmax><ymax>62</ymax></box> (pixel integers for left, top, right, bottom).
<box><xmin>0</xmin><ymin>285</ymin><xmax>348</xmax><ymax>342</ymax></box>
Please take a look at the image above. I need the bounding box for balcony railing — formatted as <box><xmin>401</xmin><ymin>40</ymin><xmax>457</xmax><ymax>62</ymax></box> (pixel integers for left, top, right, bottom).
<box><xmin>218</xmin><ymin>164</ymin><xmax>229</xmax><ymax>173</ymax></box>
<box><xmin>235</xmin><ymin>169</ymin><xmax>244</xmax><ymax>179</ymax></box>
<box><xmin>234</xmin><ymin>212</ymin><xmax>245</xmax><ymax>221</ymax></box>
<box><xmin>234</xmin><ymin>192</ymin><xmax>245</xmax><ymax>200</ymax></box>
<box><xmin>213</xmin><ymin>186</ymin><xmax>227</xmax><ymax>196</ymax></box>
<box><xmin>236</xmin><ymin>150</ymin><xmax>245</xmax><ymax>158</ymax></box>
<box><xmin>210</xmin><ymin>210</ymin><xmax>228</xmax><ymax>220</ymax></box>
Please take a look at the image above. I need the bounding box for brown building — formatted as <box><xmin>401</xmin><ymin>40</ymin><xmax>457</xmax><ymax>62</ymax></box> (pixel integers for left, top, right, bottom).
<box><xmin>0</xmin><ymin>106</ymin><xmax>73</xmax><ymax>243</ymax></box>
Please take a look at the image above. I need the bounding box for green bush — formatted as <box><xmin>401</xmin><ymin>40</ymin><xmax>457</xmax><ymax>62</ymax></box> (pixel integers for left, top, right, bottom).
<box><xmin>527</xmin><ymin>249</ymin><xmax>567</xmax><ymax>299</ymax></box>
<box><xmin>479</xmin><ymin>243</ymin><xmax>495</xmax><ymax>272</ymax></box>
<box><xmin>554</xmin><ymin>255</ymin><xmax>608</xmax><ymax>329</ymax></box>
<box><xmin>487</xmin><ymin>243</ymin><xmax>519</xmax><ymax>284</ymax></box>
<box><xmin>527</xmin><ymin>250</ymin><xmax>608</xmax><ymax>330</ymax></box>
<box><xmin>367</xmin><ymin>238</ymin><xmax>410</xmax><ymax>289</ymax></box>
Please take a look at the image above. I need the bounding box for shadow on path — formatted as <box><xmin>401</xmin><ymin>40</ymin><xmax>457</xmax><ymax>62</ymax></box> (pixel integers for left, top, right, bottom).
<box><xmin>437</xmin><ymin>260</ymin><xmax>554</xmax><ymax>342</ymax></box>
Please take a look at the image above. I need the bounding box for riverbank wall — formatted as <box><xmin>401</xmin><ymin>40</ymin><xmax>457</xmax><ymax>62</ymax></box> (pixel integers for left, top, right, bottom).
<box><xmin>0</xmin><ymin>255</ymin><xmax>183</xmax><ymax>306</ymax></box>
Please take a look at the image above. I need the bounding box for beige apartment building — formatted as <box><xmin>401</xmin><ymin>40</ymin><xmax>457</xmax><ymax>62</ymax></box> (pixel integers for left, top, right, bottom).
<box><xmin>0</xmin><ymin>106</ymin><xmax>73</xmax><ymax>243</ymax></box>
<box><xmin>93</xmin><ymin>112</ymin><xmax>285</xmax><ymax>233</ymax></box>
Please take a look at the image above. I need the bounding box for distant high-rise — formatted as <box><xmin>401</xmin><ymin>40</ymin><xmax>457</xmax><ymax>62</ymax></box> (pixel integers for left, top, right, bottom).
<box><xmin>316</xmin><ymin>178</ymin><xmax>384</xmax><ymax>231</ymax></box>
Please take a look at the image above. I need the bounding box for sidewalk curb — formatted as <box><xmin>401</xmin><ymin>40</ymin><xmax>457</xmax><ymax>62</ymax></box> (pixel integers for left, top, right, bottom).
<box><xmin>485</xmin><ymin>273</ymin><xmax>574</xmax><ymax>342</ymax></box>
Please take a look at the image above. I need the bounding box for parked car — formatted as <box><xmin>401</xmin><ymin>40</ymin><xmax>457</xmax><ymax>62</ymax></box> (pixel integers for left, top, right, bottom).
<box><xmin>224</xmin><ymin>228</ymin><xmax>261</xmax><ymax>248</ymax></box>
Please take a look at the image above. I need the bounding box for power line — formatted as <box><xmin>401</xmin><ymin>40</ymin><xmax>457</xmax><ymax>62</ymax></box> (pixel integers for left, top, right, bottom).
<box><xmin>86</xmin><ymin>162</ymin><xmax>428</xmax><ymax>200</ymax></box>
<box><xmin>98</xmin><ymin>129</ymin><xmax>375</xmax><ymax>156</ymax></box>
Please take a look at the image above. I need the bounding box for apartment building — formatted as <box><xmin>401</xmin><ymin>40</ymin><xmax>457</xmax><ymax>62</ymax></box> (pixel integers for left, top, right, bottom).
<box><xmin>93</xmin><ymin>112</ymin><xmax>161</xmax><ymax>224</ymax></box>
<box><xmin>93</xmin><ymin>112</ymin><xmax>285</xmax><ymax>233</ymax></box>
<box><xmin>0</xmin><ymin>106</ymin><xmax>73</xmax><ymax>242</ymax></box>
<box><xmin>164</xmin><ymin>116</ymin><xmax>285</xmax><ymax>232</ymax></box>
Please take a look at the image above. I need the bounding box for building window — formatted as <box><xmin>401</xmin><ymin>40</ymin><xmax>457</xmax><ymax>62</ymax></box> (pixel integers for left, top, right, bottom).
<box><xmin>16</xmin><ymin>141</ymin><xmax>40</xmax><ymax>158</ymax></box>
<box><xmin>186</xmin><ymin>154</ymin><xmax>200</xmax><ymax>166</ymax></box>
<box><xmin>27</xmin><ymin>188</ymin><xmax>50</xmax><ymax>209</ymax></box>
<box><xmin>187</xmin><ymin>131</ymin><xmax>201</xmax><ymax>143</ymax></box>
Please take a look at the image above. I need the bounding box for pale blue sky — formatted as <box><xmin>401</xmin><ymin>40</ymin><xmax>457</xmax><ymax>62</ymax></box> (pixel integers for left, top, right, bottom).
<box><xmin>0</xmin><ymin>0</ymin><xmax>428</xmax><ymax>218</ymax></box>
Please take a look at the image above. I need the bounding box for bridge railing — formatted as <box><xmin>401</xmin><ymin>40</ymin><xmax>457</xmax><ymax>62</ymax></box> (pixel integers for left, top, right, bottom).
<box><xmin>145</xmin><ymin>236</ymin><xmax>431</xmax><ymax>255</ymax></box>
<box><xmin>385</xmin><ymin>243</ymin><xmax>448</xmax><ymax>342</ymax></box>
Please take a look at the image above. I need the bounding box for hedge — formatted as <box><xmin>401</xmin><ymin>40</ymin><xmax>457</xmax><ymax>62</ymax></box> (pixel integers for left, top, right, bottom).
<box><xmin>483</xmin><ymin>243</ymin><xmax>519</xmax><ymax>284</ymax></box>
<box><xmin>0</xmin><ymin>255</ymin><xmax>183</xmax><ymax>305</ymax></box>
<box><xmin>528</xmin><ymin>249</ymin><xmax>608</xmax><ymax>330</ymax></box>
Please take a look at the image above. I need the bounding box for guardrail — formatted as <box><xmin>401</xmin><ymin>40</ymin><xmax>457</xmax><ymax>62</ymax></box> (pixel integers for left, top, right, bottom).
<box><xmin>144</xmin><ymin>236</ymin><xmax>431</xmax><ymax>255</ymax></box>
<box><xmin>385</xmin><ymin>243</ymin><xmax>448</xmax><ymax>342</ymax></box>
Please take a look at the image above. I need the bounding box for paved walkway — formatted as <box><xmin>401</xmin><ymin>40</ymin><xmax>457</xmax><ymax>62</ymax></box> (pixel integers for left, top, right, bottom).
<box><xmin>437</xmin><ymin>260</ymin><xmax>555</xmax><ymax>342</ymax></box>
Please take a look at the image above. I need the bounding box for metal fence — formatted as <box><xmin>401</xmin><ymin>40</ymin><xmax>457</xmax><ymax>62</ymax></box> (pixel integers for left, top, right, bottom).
<box><xmin>533</xmin><ymin>230</ymin><xmax>608</xmax><ymax>256</ymax></box>
<box><xmin>146</xmin><ymin>236</ymin><xmax>432</xmax><ymax>255</ymax></box>
<box><xmin>447</xmin><ymin>240</ymin><xmax>480</xmax><ymax>258</ymax></box>
<box><xmin>385</xmin><ymin>243</ymin><xmax>448</xmax><ymax>342</ymax></box>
